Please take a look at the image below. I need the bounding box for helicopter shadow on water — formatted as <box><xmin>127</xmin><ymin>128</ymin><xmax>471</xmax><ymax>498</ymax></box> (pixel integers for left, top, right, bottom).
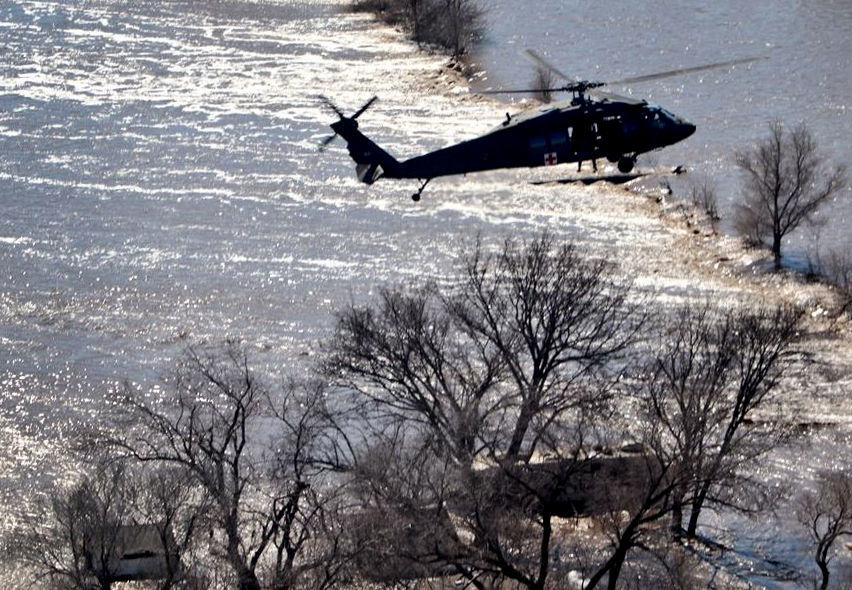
<box><xmin>530</xmin><ymin>171</ymin><xmax>646</xmax><ymax>186</ymax></box>
<box><xmin>530</xmin><ymin>165</ymin><xmax>685</xmax><ymax>187</ymax></box>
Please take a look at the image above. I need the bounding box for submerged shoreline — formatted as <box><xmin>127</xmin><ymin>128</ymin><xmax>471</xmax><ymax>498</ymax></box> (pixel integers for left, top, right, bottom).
<box><xmin>0</xmin><ymin>0</ymin><xmax>850</xmax><ymax>586</ymax></box>
<box><xmin>313</xmin><ymin>5</ymin><xmax>852</xmax><ymax>585</ymax></box>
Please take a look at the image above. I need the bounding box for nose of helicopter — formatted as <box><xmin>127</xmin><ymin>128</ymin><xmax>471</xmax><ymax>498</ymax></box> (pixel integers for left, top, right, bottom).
<box><xmin>679</xmin><ymin>121</ymin><xmax>696</xmax><ymax>140</ymax></box>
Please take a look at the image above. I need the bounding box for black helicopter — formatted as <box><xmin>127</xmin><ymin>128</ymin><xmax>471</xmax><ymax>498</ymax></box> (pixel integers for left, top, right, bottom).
<box><xmin>320</xmin><ymin>51</ymin><xmax>762</xmax><ymax>201</ymax></box>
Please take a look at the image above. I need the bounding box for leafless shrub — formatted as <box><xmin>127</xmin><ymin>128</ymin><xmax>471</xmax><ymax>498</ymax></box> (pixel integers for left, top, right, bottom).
<box><xmin>796</xmin><ymin>470</ymin><xmax>852</xmax><ymax>590</ymax></box>
<box><xmin>734</xmin><ymin>121</ymin><xmax>847</xmax><ymax>270</ymax></box>
<box><xmin>687</xmin><ymin>175</ymin><xmax>719</xmax><ymax>231</ymax></box>
<box><xmin>531</xmin><ymin>66</ymin><xmax>554</xmax><ymax>104</ymax></box>
<box><xmin>807</xmin><ymin>244</ymin><xmax>852</xmax><ymax>318</ymax></box>
<box><xmin>353</xmin><ymin>0</ymin><xmax>484</xmax><ymax>59</ymax></box>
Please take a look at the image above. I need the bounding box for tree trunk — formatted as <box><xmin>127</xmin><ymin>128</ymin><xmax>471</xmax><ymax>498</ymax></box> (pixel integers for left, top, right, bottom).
<box><xmin>585</xmin><ymin>526</ymin><xmax>635</xmax><ymax>590</ymax></box>
<box><xmin>686</xmin><ymin>481</ymin><xmax>711</xmax><ymax>538</ymax></box>
<box><xmin>685</xmin><ymin>494</ymin><xmax>702</xmax><ymax>538</ymax></box>
<box><xmin>506</xmin><ymin>402</ymin><xmax>535</xmax><ymax>460</ymax></box>
<box><xmin>237</xmin><ymin>566</ymin><xmax>262</xmax><ymax>590</ymax></box>
<box><xmin>818</xmin><ymin>559</ymin><xmax>830</xmax><ymax>590</ymax></box>
<box><xmin>606</xmin><ymin>546</ymin><xmax>629</xmax><ymax>590</ymax></box>
<box><xmin>670</xmin><ymin>501</ymin><xmax>683</xmax><ymax>538</ymax></box>
<box><xmin>772</xmin><ymin>232</ymin><xmax>783</xmax><ymax>270</ymax></box>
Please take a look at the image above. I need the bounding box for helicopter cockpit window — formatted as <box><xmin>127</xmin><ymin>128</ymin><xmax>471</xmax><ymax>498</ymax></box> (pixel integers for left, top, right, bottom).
<box><xmin>530</xmin><ymin>136</ymin><xmax>547</xmax><ymax>150</ymax></box>
<box><xmin>659</xmin><ymin>107</ymin><xmax>677</xmax><ymax>120</ymax></box>
<box><xmin>549</xmin><ymin>130</ymin><xmax>567</xmax><ymax>146</ymax></box>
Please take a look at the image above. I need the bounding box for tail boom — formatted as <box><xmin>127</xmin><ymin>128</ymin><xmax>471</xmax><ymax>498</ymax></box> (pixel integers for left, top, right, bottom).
<box><xmin>331</xmin><ymin>119</ymin><xmax>399</xmax><ymax>185</ymax></box>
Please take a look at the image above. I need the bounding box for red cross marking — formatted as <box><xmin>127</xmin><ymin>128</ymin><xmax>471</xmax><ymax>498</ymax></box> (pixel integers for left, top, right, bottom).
<box><xmin>544</xmin><ymin>152</ymin><xmax>558</xmax><ymax>166</ymax></box>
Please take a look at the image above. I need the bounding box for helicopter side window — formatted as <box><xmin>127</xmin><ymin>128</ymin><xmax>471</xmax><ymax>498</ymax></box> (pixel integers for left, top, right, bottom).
<box><xmin>549</xmin><ymin>130</ymin><xmax>567</xmax><ymax>146</ymax></box>
<box><xmin>529</xmin><ymin>136</ymin><xmax>547</xmax><ymax>150</ymax></box>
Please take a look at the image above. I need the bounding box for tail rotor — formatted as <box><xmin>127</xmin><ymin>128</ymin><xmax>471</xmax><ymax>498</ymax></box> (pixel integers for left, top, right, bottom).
<box><xmin>317</xmin><ymin>95</ymin><xmax>379</xmax><ymax>152</ymax></box>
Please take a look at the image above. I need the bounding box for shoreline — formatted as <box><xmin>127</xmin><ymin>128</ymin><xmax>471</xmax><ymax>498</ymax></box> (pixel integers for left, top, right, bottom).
<box><xmin>356</xmin><ymin>11</ymin><xmax>852</xmax><ymax>580</ymax></box>
<box><xmin>1</xmin><ymin>2</ymin><xmax>849</xmax><ymax>585</ymax></box>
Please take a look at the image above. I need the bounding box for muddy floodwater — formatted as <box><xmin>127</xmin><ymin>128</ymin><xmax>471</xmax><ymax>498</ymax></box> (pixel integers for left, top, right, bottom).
<box><xmin>1</xmin><ymin>0</ymin><xmax>850</xmax><ymax>587</ymax></box>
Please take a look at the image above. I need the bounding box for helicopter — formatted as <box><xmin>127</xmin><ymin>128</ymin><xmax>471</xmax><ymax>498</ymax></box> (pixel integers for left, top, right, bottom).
<box><xmin>320</xmin><ymin>51</ymin><xmax>763</xmax><ymax>201</ymax></box>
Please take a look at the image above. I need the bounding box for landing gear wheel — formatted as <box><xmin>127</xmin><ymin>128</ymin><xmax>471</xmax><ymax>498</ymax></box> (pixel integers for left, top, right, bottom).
<box><xmin>606</xmin><ymin>154</ymin><xmax>620</xmax><ymax>163</ymax></box>
<box><xmin>617</xmin><ymin>157</ymin><xmax>635</xmax><ymax>173</ymax></box>
<box><xmin>411</xmin><ymin>178</ymin><xmax>431</xmax><ymax>202</ymax></box>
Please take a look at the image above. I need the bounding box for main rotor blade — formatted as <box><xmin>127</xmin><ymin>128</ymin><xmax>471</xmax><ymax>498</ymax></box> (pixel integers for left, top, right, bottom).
<box><xmin>522</xmin><ymin>49</ymin><xmax>573</xmax><ymax>82</ymax></box>
<box><xmin>606</xmin><ymin>55</ymin><xmax>767</xmax><ymax>86</ymax></box>
<box><xmin>589</xmin><ymin>89</ymin><xmax>639</xmax><ymax>103</ymax></box>
<box><xmin>351</xmin><ymin>95</ymin><xmax>378</xmax><ymax>120</ymax></box>
<box><xmin>318</xmin><ymin>133</ymin><xmax>338</xmax><ymax>152</ymax></box>
<box><xmin>317</xmin><ymin>94</ymin><xmax>345</xmax><ymax>119</ymax></box>
<box><xmin>479</xmin><ymin>87</ymin><xmax>566</xmax><ymax>95</ymax></box>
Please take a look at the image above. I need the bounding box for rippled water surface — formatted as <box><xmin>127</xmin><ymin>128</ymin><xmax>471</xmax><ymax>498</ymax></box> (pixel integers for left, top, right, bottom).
<box><xmin>472</xmin><ymin>0</ymin><xmax>852</xmax><ymax>253</ymax></box>
<box><xmin>1</xmin><ymin>1</ymin><xmax>850</xmax><ymax>585</ymax></box>
<box><xmin>4</xmin><ymin>0</ymin><xmax>650</xmax><ymax>538</ymax></box>
<box><xmin>0</xmin><ymin>0</ymin><xmax>471</xmax><ymax>537</ymax></box>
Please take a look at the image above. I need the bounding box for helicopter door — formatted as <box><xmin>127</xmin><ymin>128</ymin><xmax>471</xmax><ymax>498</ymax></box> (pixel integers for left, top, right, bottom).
<box><xmin>529</xmin><ymin>134</ymin><xmax>547</xmax><ymax>166</ymax></box>
<box><xmin>599</xmin><ymin>116</ymin><xmax>623</xmax><ymax>159</ymax></box>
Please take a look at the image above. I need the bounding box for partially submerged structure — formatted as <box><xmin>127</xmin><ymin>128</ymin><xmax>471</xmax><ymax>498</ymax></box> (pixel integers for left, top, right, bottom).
<box><xmin>86</xmin><ymin>523</ymin><xmax>178</xmax><ymax>584</ymax></box>
<box><xmin>351</xmin><ymin>450</ymin><xmax>662</xmax><ymax>584</ymax></box>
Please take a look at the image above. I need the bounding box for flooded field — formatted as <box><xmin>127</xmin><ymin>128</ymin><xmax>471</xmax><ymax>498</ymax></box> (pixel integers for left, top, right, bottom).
<box><xmin>1</xmin><ymin>0</ymin><xmax>850</xmax><ymax>586</ymax></box>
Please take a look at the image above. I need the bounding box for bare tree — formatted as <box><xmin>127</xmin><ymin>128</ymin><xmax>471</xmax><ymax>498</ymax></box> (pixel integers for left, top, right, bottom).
<box><xmin>262</xmin><ymin>379</ymin><xmax>355</xmax><ymax>590</ymax></box>
<box><xmin>450</xmin><ymin>234</ymin><xmax>641</xmax><ymax>463</ymax></box>
<box><xmin>531</xmin><ymin>66</ymin><xmax>554</xmax><ymax>104</ymax></box>
<box><xmin>325</xmin><ymin>283</ymin><xmax>506</xmax><ymax>467</ymax></box>
<box><xmin>580</xmin><ymin>303</ymin><xmax>802</xmax><ymax>589</ymax></box>
<box><xmin>684</xmin><ymin>304</ymin><xmax>801</xmax><ymax>536</ymax></box>
<box><xmin>109</xmin><ymin>343</ymin><xmax>349</xmax><ymax>590</ymax></box>
<box><xmin>797</xmin><ymin>471</ymin><xmax>852</xmax><ymax>590</ymax></box>
<box><xmin>643</xmin><ymin>303</ymin><xmax>802</xmax><ymax>539</ymax></box>
<box><xmin>112</xmin><ymin>343</ymin><xmax>267</xmax><ymax>590</ymax></box>
<box><xmin>135</xmin><ymin>467</ymin><xmax>210</xmax><ymax>590</ymax></box>
<box><xmin>326</xmin><ymin>234</ymin><xmax>641</xmax><ymax>466</ymax></box>
<box><xmin>354</xmin><ymin>0</ymin><xmax>484</xmax><ymax>59</ymax></box>
<box><xmin>422</xmin><ymin>0</ymin><xmax>484</xmax><ymax>59</ymax></box>
<box><xmin>734</xmin><ymin>121</ymin><xmax>847</xmax><ymax>270</ymax></box>
<box><xmin>580</xmin><ymin>437</ymin><xmax>686</xmax><ymax>590</ymax></box>
<box><xmin>17</xmin><ymin>463</ymin><xmax>136</xmax><ymax>590</ymax></box>
<box><xmin>326</xmin><ymin>233</ymin><xmax>643</xmax><ymax>589</ymax></box>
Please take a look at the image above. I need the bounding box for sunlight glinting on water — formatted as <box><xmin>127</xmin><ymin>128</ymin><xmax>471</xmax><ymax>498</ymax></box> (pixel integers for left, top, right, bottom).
<box><xmin>2</xmin><ymin>1</ymin><xmax>851</xmax><ymax>584</ymax></box>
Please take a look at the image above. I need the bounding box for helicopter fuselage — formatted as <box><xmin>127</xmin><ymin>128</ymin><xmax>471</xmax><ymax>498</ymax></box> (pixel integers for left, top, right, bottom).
<box><xmin>332</xmin><ymin>96</ymin><xmax>695</xmax><ymax>192</ymax></box>
<box><xmin>322</xmin><ymin>53</ymin><xmax>763</xmax><ymax>198</ymax></box>
<box><xmin>386</xmin><ymin>98</ymin><xmax>695</xmax><ymax>179</ymax></box>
